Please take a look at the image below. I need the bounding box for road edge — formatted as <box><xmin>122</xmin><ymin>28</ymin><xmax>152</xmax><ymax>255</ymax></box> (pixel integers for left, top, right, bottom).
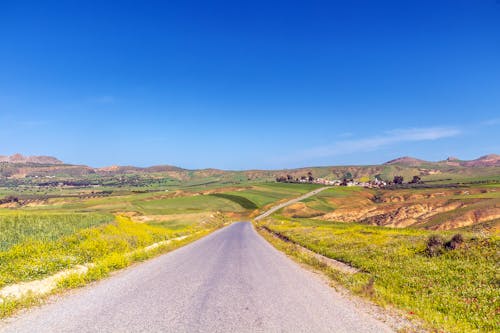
<box><xmin>253</xmin><ymin>222</ymin><xmax>427</xmax><ymax>333</ymax></box>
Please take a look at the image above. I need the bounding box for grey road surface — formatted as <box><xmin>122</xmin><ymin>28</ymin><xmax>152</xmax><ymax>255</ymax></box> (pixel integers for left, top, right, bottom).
<box><xmin>0</xmin><ymin>222</ymin><xmax>393</xmax><ymax>333</ymax></box>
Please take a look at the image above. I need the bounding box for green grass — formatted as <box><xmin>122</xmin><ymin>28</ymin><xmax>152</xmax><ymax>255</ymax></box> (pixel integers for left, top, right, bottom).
<box><xmin>0</xmin><ymin>182</ymin><xmax>314</xmax><ymax>290</ymax></box>
<box><xmin>259</xmin><ymin>218</ymin><xmax>499</xmax><ymax>333</ymax></box>
<box><xmin>0</xmin><ymin>212</ymin><xmax>113</xmax><ymax>250</ymax></box>
<box><xmin>209</xmin><ymin>193</ymin><xmax>258</xmax><ymax>209</ymax></box>
<box><xmin>223</xmin><ymin>183</ymin><xmax>323</xmax><ymax>208</ymax></box>
<box><xmin>300</xmin><ymin>187</ymin><xmax>365</xmax><ymax>212</ymax></box>
<box><xmin>145</xmin><ymin>219</ymin><xmax>195</xmax><ymax>230</ymax></box>
<box><xmin>131</xmin><ymin>194</ymin><xmax>245</xmax><ymax>214</ymax></box>
<box><xmin>24</xmin><ymin>191</ymin><xmax>247</xmax><ymax>215</ymax></box>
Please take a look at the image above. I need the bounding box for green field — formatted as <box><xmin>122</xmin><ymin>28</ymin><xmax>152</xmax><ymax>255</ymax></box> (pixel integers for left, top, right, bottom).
<box><xmin>0</xmin><ymin>182</ymin><xmax>315</xmax><ymax>291</ymax></box>
<box><xmin>131</xmin><ymin>194</ymin><xmax>246</xmax><ymax>214</ymax></box>
<box><xmin>300</xmin><ymin>187</ymin><xmax>364</xmax><ymax>211</ymax></box>
<box><xmin>224</xmin><ymin>183</ymin><xmax>323</xmax><ymax>208</ymax></box>
<box><xmin>0</xmin><ymin>216</ymin><xmax>186</xmax><ymax>288</ymax></box>
<box><xmin>0</xmin><ymin>212</ymin><xmax>113</xmax><ymax>250</ymax></box>
<box><xmin>1</xmin><ymin>178</ymin><xmax>499</xmax><ymax>329</ymax></box>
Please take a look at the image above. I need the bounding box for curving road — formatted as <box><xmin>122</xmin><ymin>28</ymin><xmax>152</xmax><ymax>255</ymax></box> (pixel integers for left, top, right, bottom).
<box><xmin>0</xmin><ymin>222</ymin><xmax>393</xmax><ymax>333</ymax></box>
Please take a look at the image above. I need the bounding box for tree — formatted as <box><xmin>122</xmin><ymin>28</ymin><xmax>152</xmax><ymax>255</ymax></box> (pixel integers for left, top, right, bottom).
<box><xmin>409</xmin><ymin>175</ymin><xmax>422</xmax><ymax>184</ymax></box>
<box><xmin>344</xmin><ymin>172</ymin><xmax>353</xmax><ymax>180</ymax></box>
<box><xmin>393</xmin><ymin>176</ymin><xmax>404</xmax><ymax>184</ymax></box>
<box><xmin>307</xmin><ymin>171</ymin><xmax>314</xmax><ymax>182</ymax></box>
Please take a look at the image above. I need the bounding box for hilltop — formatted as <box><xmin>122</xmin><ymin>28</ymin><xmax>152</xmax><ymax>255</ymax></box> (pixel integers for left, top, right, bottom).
<box><xmin>0</xmin><ymin>154</ymin><xmax>63</xmax><ymax>165</ymax></box>
<box><xmin>384</xmin><ymin>154</ymin><xmax>500</xmax><ymax>167</ymax></box>
<box><xmin>0</xmin><ymin>153</ymin><xmax>498</xmax><ymax>186</ymax></box>
<box><xmin>461</xmin><ymin>154</ymin><xmax>500</xmax><ymax>167</ymax></box>
<box><xmin>384</xmin><ymin>156</ymin><xmax>429</xmax><ymax>166</ymax></box>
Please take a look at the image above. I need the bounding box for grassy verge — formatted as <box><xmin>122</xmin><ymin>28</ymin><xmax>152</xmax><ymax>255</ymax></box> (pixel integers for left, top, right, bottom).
<box><xmin>0</xmin><ymin>215</ymin><xmax>187</xmax><ymax>288</ymax></box>
<box><xmin>256</xmin><ymin>218</ymin><xmax>499</xmax><ymax>333</ymax></box>
<box><xmin>0</xmin><ymin>229</ymin><xmax>212</xmax><ymax>319</ymax></box>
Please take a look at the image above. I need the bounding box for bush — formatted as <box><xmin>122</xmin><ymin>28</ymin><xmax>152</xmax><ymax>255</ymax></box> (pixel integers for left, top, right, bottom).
<box><xmin>445</xmin><ymin>233</ymin><xmax>464</xmax><ymax>250</ymax></box>
<box><xmin>426</xmin><ymin>235</ymin><xmax>444</xmax><ymax>257</ymax></box>
<box><xmin>361</xmin><ymin>277</ymin><xmax>376</xmax><ymax>298</ymax></box>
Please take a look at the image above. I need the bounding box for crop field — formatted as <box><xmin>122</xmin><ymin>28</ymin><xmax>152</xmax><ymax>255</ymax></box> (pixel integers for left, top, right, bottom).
<box><xmin>130</xmin><ymin>194</ymin><xmax>246</xmax><ymax>214</ymax></box>
<box><xmin>0</xmin><ymin>212</ymin><xmax>113</xmax><ymax>250</ymax></box>
<box><xmin>0</xmin><ymin>216</ymin><xmax>185</xmax><ymax>287</ymax></box>
<box><xmin>223</xmin><ymin>183</ymin><xmax>323</xmax><ymax>208</ymax></box>
<box><xmin>2</xmin><ymin>178</ymin><xmax>498</xmax><ymax>328</ymax></box>
<box><xmin>0</xmin><ymin>182</ymin><xmax>314</xmax><ymax>291</ymax></box>
<box><xmin>299</xmin><ymin>187</ymin><xmax>364</xmax><ymax>211</ymax></box>
<box><xmin>258</xmin><ymin>217</ymin><xmax>499</xmax><ymax>333</ymax></box>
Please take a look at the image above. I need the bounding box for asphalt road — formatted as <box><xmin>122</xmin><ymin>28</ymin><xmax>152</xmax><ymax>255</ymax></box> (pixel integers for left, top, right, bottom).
<box><xmin>0</xmin><ymin>222</ymin><xmax>393</xmax><ymax>333</ymax></box>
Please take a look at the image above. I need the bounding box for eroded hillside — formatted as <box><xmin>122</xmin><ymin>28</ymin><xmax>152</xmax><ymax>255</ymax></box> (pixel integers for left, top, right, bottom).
<box><xmin>281</xmin><ymin>187</ymin><xmax>500</xmax><ymax>231</ymax></box>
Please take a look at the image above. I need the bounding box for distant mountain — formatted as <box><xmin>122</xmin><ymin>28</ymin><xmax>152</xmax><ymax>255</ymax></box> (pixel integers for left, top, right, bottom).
<box><xmin>0</xmin><ymin>153</ymin><xmax>498</xmax><ymax>182</ymax></box>
<box><xmin>462</xmin><ymin>154</ymin><xmax>500</xmax><ymax>167</ymax></box>
<box><xmin>385</xmin><ymin>155</ymin><xmax>500</xmax><ymax>168</ymax></box>
<box><xmin>96</xmin><ymin>165</ymin><xmax>185</xmax><ymax>174</ymax></box>
<box><xmin>0</xmin><ymin>154</ymin><xmax>63</xmax><ymax>165</ymax></box>
<box><xmin>384</xmin><ymin>156</ymin><xmax>429</xmax><ymax>166</ymax></box>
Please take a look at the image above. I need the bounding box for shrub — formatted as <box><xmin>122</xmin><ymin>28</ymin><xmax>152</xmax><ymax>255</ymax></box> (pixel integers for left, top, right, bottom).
<box><xmin>426</xmin><ymin>235</ymin><xmax>444</xmax><ymax>257</ymax></box>
<box><xmin>445</xmin><ymin>233</ymin><xmax>464</xmax><ymax>250</ymax></box>
<box><xmin>361</xmin><ymin>277</ymin><xmax>376</xmax><ymax>298</ymax></box>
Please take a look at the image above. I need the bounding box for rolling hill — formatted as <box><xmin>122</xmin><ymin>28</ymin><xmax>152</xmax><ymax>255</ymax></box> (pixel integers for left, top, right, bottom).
<box><xmin>0</xmin><ymin>153</ymin><xmax>498</xmax><ymax>185</ymax></box>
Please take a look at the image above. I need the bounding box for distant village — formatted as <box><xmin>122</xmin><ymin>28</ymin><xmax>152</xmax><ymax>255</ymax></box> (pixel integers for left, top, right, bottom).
<box><xmin>275</xmin><ymin>172</ymin><xmax>423</xmax><ymax>188</ymax></box>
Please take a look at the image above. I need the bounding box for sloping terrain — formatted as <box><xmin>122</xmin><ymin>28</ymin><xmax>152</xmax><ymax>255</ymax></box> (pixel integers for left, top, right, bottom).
<box><xmin>1</xmin><ymin>154</ymin><xmax>499</xmax><ymax>186</ymax></box>
<box><xmin>0</xmin><ymin>154</ymin><xmax>62</xmax><ymax>165</ymax></box>
<box><xmin>280</xmin><ymin>187</ymin><xmax>500</xmax><ymax>231</ymax></box>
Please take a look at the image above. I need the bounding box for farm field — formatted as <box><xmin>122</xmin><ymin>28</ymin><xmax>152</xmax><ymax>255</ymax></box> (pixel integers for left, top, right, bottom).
<box><xmin>1</xmin><ymin>173</ymin><xmax>499</xmax><ymax>330</ymax></box>
<box><xmin>257</xmin><ymin>217</ymin><xmax>499</xmax><ymax>333</ymax></box>
<box><xmin>0</xmin><ymin>182</ymin><xmax>317</xmax><ymax>292</ymax></box>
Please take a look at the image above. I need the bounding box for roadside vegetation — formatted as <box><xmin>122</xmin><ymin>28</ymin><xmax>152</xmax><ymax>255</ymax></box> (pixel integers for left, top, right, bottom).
<box><xmin>0</xmin><ymin>216</ymin><xmax>215</xmax><ymax>319</ymax></box>
<box><xmin>0</xmin><ymin>212</ymin><xmax>113</xmax><ymax>250</ymax></box>
<box><xmin>1</xmin><ymin>174</ymin><xmax>499</xmax><ymax>331</ymax></box>
<box><xmin>0</xmin><ymin>182</ymin><xmax>319</xmax><ymax>318</ymax></box>
<box><xmin>257</xmin><ymin>217</ymin><xmax>499</xmax><ymax>333</ymax></box>
<box><xmin>0</xmin><ymin>215</ymin><xmax>201</xmax><ymax>288</ymax></box>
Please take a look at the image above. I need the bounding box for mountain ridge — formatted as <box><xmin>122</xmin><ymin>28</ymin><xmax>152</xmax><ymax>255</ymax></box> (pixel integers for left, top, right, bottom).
<box><xmin>2</xmin><ymin>153</ymin><xmax>498</xmax><ymax>170</ymax></box>
<box><xmin>0</xmin><ymin>153</ymin><xmax>498</xmax><ymax>181</ymax></box>
<box><xmin>384</xmin><ymin>154</ymin><xmax>499</xmax><ymax>167</ymax></box>
<box><xmin>0</xmin><ymin>154</ymin><xmax>63</xmax><ymax>165</ymax></box>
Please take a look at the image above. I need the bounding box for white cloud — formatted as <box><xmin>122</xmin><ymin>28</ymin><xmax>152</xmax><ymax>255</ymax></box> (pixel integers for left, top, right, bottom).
<box><xmin>291</xmin><ymin>126</ymin><xmax>462</xmax><ymax>160</ymax></box>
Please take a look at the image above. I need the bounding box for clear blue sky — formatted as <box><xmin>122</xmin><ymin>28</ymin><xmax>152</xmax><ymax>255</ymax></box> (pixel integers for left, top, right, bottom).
<box><xmin>1</xmin><ymin>0</ymin><xmax>499</xmax><ymax>169</ymax></box>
